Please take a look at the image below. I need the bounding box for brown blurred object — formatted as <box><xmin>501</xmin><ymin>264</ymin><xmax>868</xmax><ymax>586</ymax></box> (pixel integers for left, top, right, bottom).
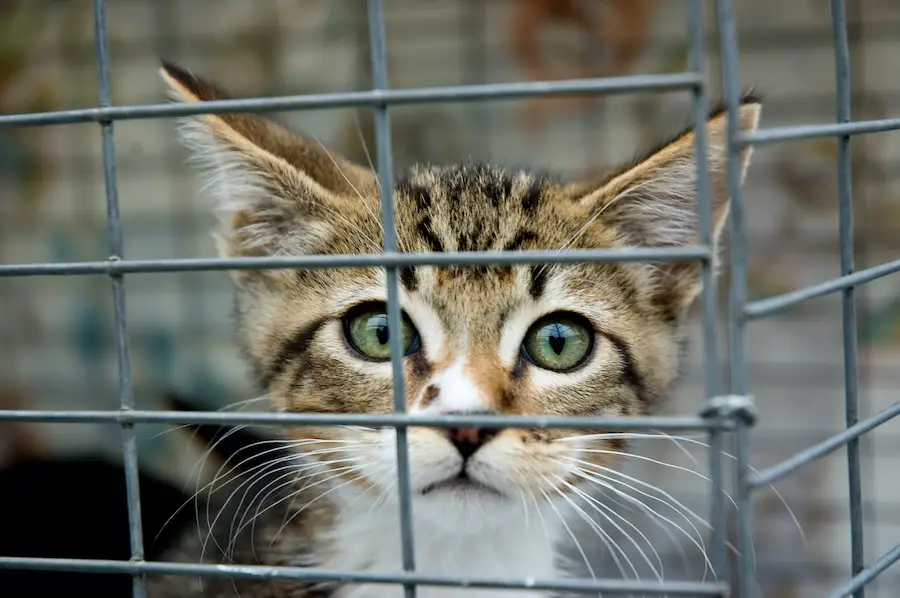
<box><xmin>510</xmin><ymin>0</ymin><xmax>658</xmax><ymax>135</ymax></box>
<box><xmin>0</xmin><ymin>388</ymin><xmax>45</xmax><ymax>469</ymax></box>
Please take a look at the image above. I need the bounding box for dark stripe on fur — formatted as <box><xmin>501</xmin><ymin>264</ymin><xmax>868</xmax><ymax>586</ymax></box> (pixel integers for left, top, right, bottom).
<box><xmin>529</xmin><ymin>265</ymin><xmax>548</xmax><ymax>299</ymax></box>
<box><xmin>604</xmin><ymin>332</ymin><xmax>647</xmax><ymax>404</ymax></box>
<box><xmin>399</xmin><ymin>266</ymin><xmax>418</xmax><ymax>291</ymax></box>
<box><xmin>263</xmin><ymin>319</ymin><xmax>325</xmax><ymax>387</ymax></box>
<box><xmin>521</xmin><ymin>180</ymin><xmax>542</xmax><ymax>212</ymax></box>
<box><xmin>398</xmin><ymin>180</ymin><xmax>432</xmax><ymax>211</ymax></box>
<box><xmin>417</xmin><ymin>217</ymin><xmax>444</xmax><ymax>252</ymax></box>
<box><xmin>504</xmin><ymin>230</ymin><xmax>538</xmax><ymax>251</ymax></box>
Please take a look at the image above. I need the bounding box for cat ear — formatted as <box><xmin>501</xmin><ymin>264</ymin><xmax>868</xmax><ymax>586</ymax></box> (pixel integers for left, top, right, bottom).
<box><xmin>159</xmin><ymin>61</ymin><xmax>377</xmax><ymax>264</ymax></box>
<box><xmin>570</xmin><ymin>97</ymin><xmax>761</xmax><ymax>314</ymax></box>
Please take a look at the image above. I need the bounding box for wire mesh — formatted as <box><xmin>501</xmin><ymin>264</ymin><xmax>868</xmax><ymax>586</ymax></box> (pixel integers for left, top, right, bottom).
<box><xmin>0</xmin><ymin>1</ymin><xmax>898</xmax><ymax>597</ymax></box>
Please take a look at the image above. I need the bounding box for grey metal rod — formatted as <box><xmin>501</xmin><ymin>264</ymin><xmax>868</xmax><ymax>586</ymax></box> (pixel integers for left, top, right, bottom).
<box><xmin>0</xmin><ymin>409</ymin><xmax>723</xmax><ymax>430</ymax></box>
<box><xmin>714</xmin><ymin>0</ymin><xmax>756</xmax><ymax>595</ymax></box>
<box><xmin>829</xmin><ymin>2</ymin><xmax>864</xmax><ymax>595</ymax></box>
<box><xmin>687</xmin><ymin>0</ymin><xmax>727</xmax><ymax>580</ymax></box>
<box><xmin>0</xmin><ymin>73</ymin><xmax>701</xmax><ymax>128</ymax></box>
<box><xmin>365</xmin><ymin>2</ymin><xmax>417</xmax><ymax>596</ymax></box>
<box><xmin>741</xmin><ymin>116</ymin><xmax>900</xmax><ymax>146</ymax></box>
<box><xmin>91</xmin><ymin>1</ymin><xmax>146</xmax><ymax>597</ymax></box>
<box><xmin>734</xmin><ymin>421</ymin><xmax>757</xmax><ymax>596</ymax></box>
<box><xmin>743</xmin><ymin>257</ymin><xmax>900</xmax><ymax>319</ymax></box>
<box><xmin>0</xmin><ymin>556</ymin><xmax>727</xmax><ymax>596</ymax></box>
<box><xmin>750</xmin><ymin>401</ymin><xmax>900</xmax><ymax>489</ymax></box>
<box><xmin>827</xmin><ymin>543</ymin><xmax>900</xmax><ymax>598</ymax></box>
<box><xmin>0</xmin><ymin>246</ymin><xmax>711</xmax><ymax>278</ymax></box>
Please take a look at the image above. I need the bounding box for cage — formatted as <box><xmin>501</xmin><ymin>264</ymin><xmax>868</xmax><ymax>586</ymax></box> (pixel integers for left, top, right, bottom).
<box><xmin>1</xmin><ymin>1</ymin><xmax>899</xmax><ymax>597</ymax></box>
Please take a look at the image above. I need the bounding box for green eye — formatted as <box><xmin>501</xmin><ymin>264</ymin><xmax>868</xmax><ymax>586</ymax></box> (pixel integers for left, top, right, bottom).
<box><xmin>343</xmin><ymin>303</ymin><xmax>421</xmax><ymax>360</ymax></box>
<box><xmin>521</xmin><ymin>313</ymin><xmax>594</xmax><ymax>372</ymax></box>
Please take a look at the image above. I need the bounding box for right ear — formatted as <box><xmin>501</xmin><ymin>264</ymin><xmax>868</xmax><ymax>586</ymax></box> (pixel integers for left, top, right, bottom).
<box><xmin>159</xmin><ymin>61</ymin><xmax>377</xmax><ymax>265</ymax></box>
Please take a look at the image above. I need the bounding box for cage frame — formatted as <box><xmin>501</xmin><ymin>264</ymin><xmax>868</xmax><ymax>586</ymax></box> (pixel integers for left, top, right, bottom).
<box><xmin>1</xmin><ymin>0</ymin><xmax>899</xmax><ymax>597</ymax></box>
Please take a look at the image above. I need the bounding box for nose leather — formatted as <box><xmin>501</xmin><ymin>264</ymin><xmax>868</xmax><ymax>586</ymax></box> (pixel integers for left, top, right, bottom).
<box><xmin>444</xmin><ymin>411</ymin><xmax>501</xmax><ymax>460</ymax></box>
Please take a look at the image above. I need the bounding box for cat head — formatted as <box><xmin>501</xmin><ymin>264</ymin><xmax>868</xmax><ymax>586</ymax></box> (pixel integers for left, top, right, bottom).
<box><xmin>160</xmin><ymin>62</ymin><xmax>759</xmax><ymax>527</ymax></box>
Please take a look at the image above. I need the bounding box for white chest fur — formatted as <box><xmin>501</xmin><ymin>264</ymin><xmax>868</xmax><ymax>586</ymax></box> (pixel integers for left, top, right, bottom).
<box><xmin>325</xmin><ymin>498</ymin><xmax>561</xmax><ymax>598</ymax></box>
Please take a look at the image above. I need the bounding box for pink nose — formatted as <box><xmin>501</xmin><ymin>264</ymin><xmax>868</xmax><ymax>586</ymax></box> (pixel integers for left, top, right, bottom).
<box><xmin>446</xmin><ymin>425</ymin><xmax>499</xmax><ymax>459</ymax></box>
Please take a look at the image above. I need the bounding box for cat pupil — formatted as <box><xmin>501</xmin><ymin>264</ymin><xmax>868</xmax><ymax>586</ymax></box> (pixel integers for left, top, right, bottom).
<box><xmin>548</xmin><ymin>325</ymin><xmax>566</xmax><ymax>355</ymax></box>
<box><xmin>372</xmin><ymin>317</ymin><xmax>389</xmax><ymax>345</ymax></box>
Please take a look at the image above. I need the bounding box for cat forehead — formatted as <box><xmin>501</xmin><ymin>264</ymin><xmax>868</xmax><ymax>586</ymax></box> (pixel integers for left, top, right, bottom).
<box><xmin>390</xmin><ymin>163</ymin><xmax>587</xmax><ymax>255</ymax></box>
<box><xmin>396</xmin><ymin>164</ymin><xmax>552</xmax><ymax>219</ymax></box>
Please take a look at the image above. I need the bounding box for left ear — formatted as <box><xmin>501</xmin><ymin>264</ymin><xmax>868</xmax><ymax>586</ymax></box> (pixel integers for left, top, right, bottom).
<box><xmin>571</xmin><ymin>97</ymin><xmax>761</xmax><ymax>314</ymax></box>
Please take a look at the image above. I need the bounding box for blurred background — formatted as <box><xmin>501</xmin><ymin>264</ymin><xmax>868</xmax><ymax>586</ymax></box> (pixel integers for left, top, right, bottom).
<box><xmin>1</xmin><ymin>1</ymin><xmax>899</xmax><ymax>596</ymax></box>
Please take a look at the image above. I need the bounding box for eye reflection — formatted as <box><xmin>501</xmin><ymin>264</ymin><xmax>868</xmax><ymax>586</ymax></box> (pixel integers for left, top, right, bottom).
<box><xmin>521</xmin><ymin>313</ymin><xmax>593</xmax><ymax>372</ymax></box>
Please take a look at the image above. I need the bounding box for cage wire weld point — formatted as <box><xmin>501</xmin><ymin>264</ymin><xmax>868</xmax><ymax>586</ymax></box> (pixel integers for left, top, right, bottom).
<box><xmin>699</xmin><ymin>395</ymin><xmax>758</xmax><ymax>427</ymax></box>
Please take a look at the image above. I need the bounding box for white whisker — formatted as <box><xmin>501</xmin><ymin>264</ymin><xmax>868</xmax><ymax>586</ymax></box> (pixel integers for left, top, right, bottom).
<box><xmin>559</xmin><ymin>431</ymin><xmax>805</xmax><ymax>547</ymax></box>
<box><xmin>560</xmin><ymin>461</ymin><xmax>713</xmax><ymax>581</ymax></box>
<box><xmin>540</xmin><ymin>477</ymin><xmax>615</xmax><ymax>597</ymax></box>
<box><xmin>558</xmin><ymin>475</ymin><xmax>664</xmax><ymax>583</ymax></box>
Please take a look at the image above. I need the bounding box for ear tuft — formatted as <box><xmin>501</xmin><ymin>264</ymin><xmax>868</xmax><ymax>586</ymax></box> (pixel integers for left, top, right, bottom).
<box><xmin>157</xmin><ymin>61</ymin><xmax>377</xmax><ymax>273</ymax></box>
<box><xmin>159</xmin><ymin>59</ymin><xmax>230</xmax><ymax>105</ymax></box>
<box><xmin>572</xmin><ymin>98</ymin><xmax>762</xmax><ymax>314</ymax></box>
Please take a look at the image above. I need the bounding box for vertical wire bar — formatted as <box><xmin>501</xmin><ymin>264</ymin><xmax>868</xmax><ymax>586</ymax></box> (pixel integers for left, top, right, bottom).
<box><xmin>688</xmin><ymin>0</ymin><xmax>726</xmax><ymax>580</ymax></box>
<box><xmin>366</xmin><ymin>2</ymin><xmax>417</xmax><ymax>596</ymax></box>
<box><xmin>462</xmin><ymin>0</ymin><xmax>490</xmax><ymax>157</ymax></box>
<box><xmin>829</xmin><ymin>1</ymin><xmax>864</xmax><ymax>595</ymax></box>
<box><xmin>714</xmin><ymin>0</ymin><xmax>755</xmax><ymax>595</ymax></box>
<box><xmin>91</xmin><ymin>1</ymin><xmax>146</xmax><ymax>597</ymax></box>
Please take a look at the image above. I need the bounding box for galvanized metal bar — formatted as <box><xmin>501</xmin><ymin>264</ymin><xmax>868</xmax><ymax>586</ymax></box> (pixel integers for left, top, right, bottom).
<box><xmin>0</xmin><ymin>246</ymin><xmax>712</xmax><ymax>278</ymax></box>
<box><xmin>0</xmin><ymin>556</ymin><xmax>728</xmax><ymax>596</ymax></box>
<box><xmin>0</xmin><ymin>409</ymin><xmax>723</xmax><ymax>430</ymax></box>
<box><xmin>830</xmin><ymin>2</ymin><xmax>865</xmax><ymax>595</ymax></box>
<box><xmin>714</xmin><ymin>0</ymin><xmax>756</xmax><ymax>595</ymax></box>
<box><xmin>827</xmin><ymin>543</ymin><xmax>900</xmax><ymax>598</ymax></box>
<box><xmin>750</xmin><ymin>400</ymin><xmax>900</xmax><ymax>488</ymax></box>
<box><xmin>687</xmin><ymin>0</ymin><xmax>727</xmax><ymax>580</ymax></box>
<box><xmin>743</xmin><ymin>257</ymin><xmax>900</xmax><ymax>319</ymax></box>
<box><xmin>733</xmin><ymin>420</ymin><xmax>755</xmax><ymax>595</ymax></box>
<box><xmin>461</xmin><ymin>0</ymin><xmax>490</xmax><ymax>153</ymax></box>
<box><xmin>0</xmin><ymin>73</ymin><xmax>702</xmax><ymax>128</ymax></box>
<box><xmin>741</xmin><ymin>117</ymin><xmax>900</xmax><ymax>146</ymax></box>
<box><xmin>91</xmin><ymin>1</ymin><xmax>146</xmax><ymax>597</ymax></box>
<box><xmin>366</xmin><ymin>2</ymin><xmax>417</xmax><ymax>595</ymax></box>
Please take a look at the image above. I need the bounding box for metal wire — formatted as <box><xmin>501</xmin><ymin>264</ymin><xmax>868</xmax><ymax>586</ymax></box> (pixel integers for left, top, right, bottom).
<box><xmin>0</xmin><ymin>556</ymin><xmax>729</xmax><ymax>596</ymax></box>
<box><xmin>366</xmin><ymin>2</ymin><xmax>417</xmax><ymax>595</ymax></box>
<box><xmin>829</xmin><ymin>2</ymin><xmax>865</xmax><ymax>596</ymax></box>
<box><xmin>0</xmin><ymin>247</ymin><xmax>712</xmax><ymax>278</ymax></box>
<box><xmin>1</xmin><ymin>0</ymin><xmax>898</xmax><ymax>595</ymax></box>
<box><xmin>713</xmin><ymin>0</ymin><xmax>757</xmax><ymax>594</ymax></box>
<box><xmin>91</xmin><ymin>1</ymin><xmax>146</xmax><ymax>597</ymax></box>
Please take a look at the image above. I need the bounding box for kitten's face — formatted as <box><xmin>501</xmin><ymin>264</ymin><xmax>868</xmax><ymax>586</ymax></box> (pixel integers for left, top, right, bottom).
<box><xmin>160</xmin><ymin>63</ymin><xmax>760</xmax><ymax>523</ymax></box>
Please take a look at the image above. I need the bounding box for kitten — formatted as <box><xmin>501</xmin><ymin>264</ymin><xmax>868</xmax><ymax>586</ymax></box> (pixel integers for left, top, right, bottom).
<box><xmin>148</xmin><ymin>61</ymin><xmax>760</xmax><ymax>598</ymax></box>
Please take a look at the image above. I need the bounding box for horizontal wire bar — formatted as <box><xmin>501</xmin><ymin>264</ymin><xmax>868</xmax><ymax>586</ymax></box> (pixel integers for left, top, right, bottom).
<box><xmin>0</xmin><ymin>409</ymin><xmax>724</xmax><ymax>430</ymax></box>
<box><xmin>0</xmin><ymin>557</ymin><xmax>727</xmax><ymax>596</ymax></box>
<box><xmin>741</xmin><ymin>115</ymin><xmax>900</xmax><ymax>146</ymax></box>
<box><xmin>827</xmin><ymin>542</ymin><xmax>900</xmax><ymax>598</ymax></box>
<box><xmin>743</xmin><ymin>256</ymin><xmax>900</xmax><ymax>319</ymax></box>
<box><xmin>0</xmin><ymin>73</ymin><xmax>700</xmax><ymax>128</ymax></box>
<box><xmin>749</xmin><ymin>401</ymin><xmax>900</xmax><ymax>488</ymax></box>
<box><xmin>0</xmin><ymin>247</ymin><xmax>710</xmax><ymax>278</ymax></box>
